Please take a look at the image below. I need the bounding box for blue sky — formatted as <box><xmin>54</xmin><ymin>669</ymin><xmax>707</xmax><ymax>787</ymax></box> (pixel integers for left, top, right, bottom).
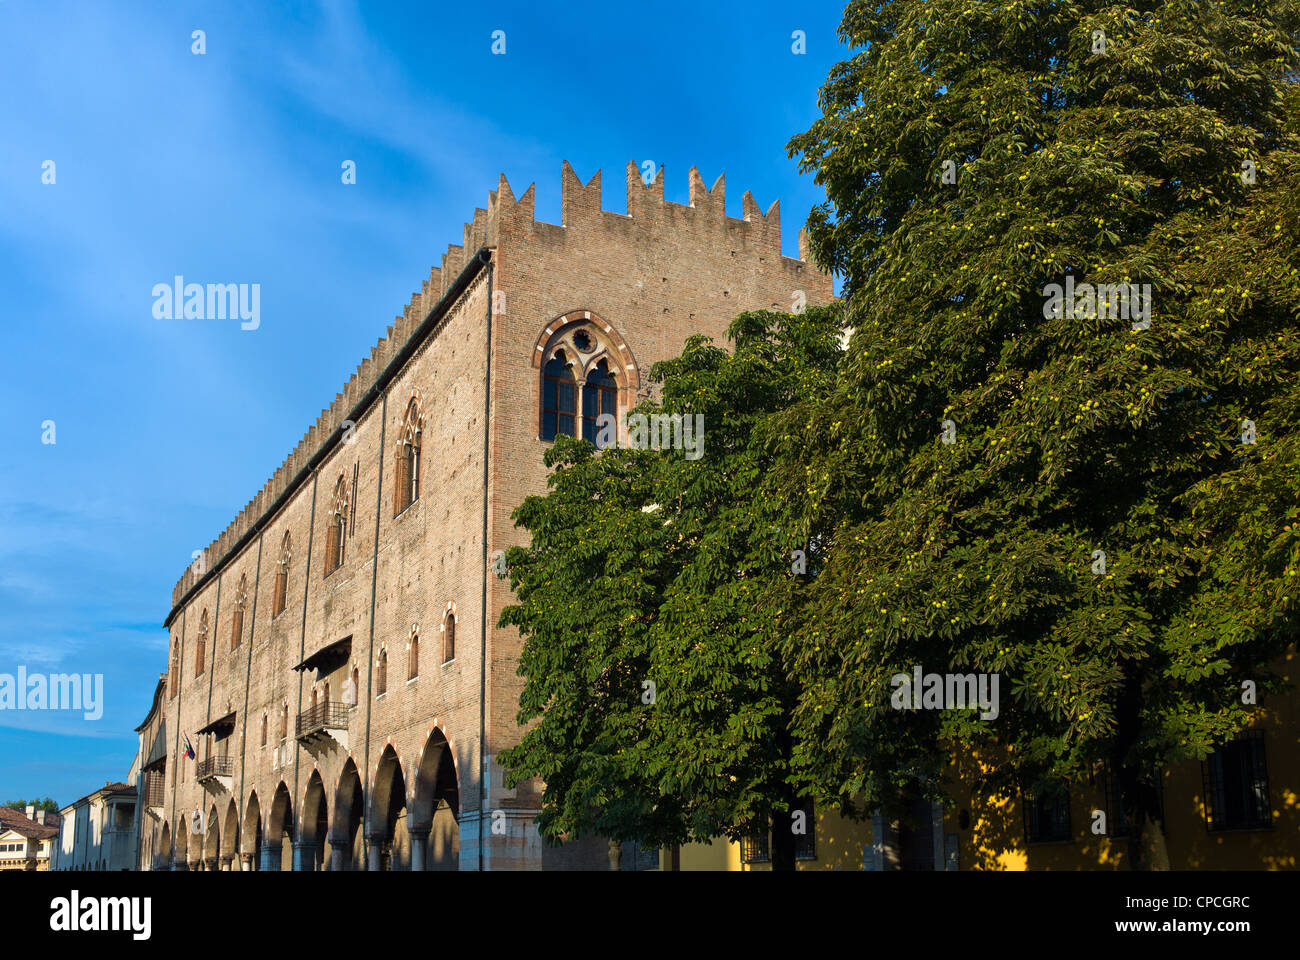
<box><xmin>0</xmin><ymin>0</ymin><xmax>849</xmax><ymax>805</ymax></box>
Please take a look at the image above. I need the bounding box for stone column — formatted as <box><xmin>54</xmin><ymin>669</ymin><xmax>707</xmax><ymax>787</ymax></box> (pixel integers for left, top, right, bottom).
<box><xmin>260</xmin><ymin>843</ymin><xmax>281</xmax><ymax>872</ymax></box>
<box><xmin>608</xmin><ymin>839</ymin><xmax>621</xmax><ymax>871</ymax></box>
<box><xmin>409</xmin><ymin>825</ymin><xmax>430</xmax><ymax>872</ymax></box>
<box><xmin>328</xmin><ymin>834</ymin><xmax>347</xmax><ymax>872</ymax></box>
<box><xmin>366</xmin><ymin>835</ymin><xmax>384</xmax><ymax>872</ymax></box>
<box><xmin>291</xmin><ymin>840</ymin><xmax>316</xmax><ymax>872</ymax></box>
<box><xmin>240</xmin><ymin>852</ymin><xmax>253</xmax><ymax>872</ymax></box>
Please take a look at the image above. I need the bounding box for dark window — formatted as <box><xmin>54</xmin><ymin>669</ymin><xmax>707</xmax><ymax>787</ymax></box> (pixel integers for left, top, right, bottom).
<box><xmin>443</xmin><ymin>614</ymin><xmax>455</xmax><ymax>663</ymax></box>
<box><xmin>1023</xmin><ymin>787</ymin><xmax>1071</xmax><ymax>843</ymax></box>
<box><xmin>1203</xmin><ymin>731</ymin><xmax>1272</xmax><ymax>831</ymax></box>
<box><xmin>581</xmin><ymin>360</ymin><xmax>618</xmax><ymax>445</ymax></box>
<box><xmin>619</xmin><ymin>840</ymin><xmax>659</xmax><ymax>871</ymax></box>
<box><xmin>394</xmin><ymin>399</ymin><xmax>422</xmax><ymax>515</ymax></box>
<box><xmin>325</xmin><ymin>476</ymin><xmax>347</xmax><ymax>575</ymax></box>
<box><xmin>194</xmin><ymin>613</ymin><xmax>208</xmax><ymax>677</ymax></box>
<box><xmin>542</xmin><ymin>354</ymin><xmax>576</xmax><ymax>441</ymax></box>
<box><xmin>272</xmin><ymin>533</ymin><xmax>291</xmax><ymax>617</ymax></box>
<box><xmin>740</xmin><ymin>823</ymin><xmax>770</xmax><ymax>864</ymax></box>
<box><xmin>1101</xmin><ymin>766</ymin><xmax>1165</xmax><ymax>838</ymax></box>
<box><xmin>377</xmin><ymin>650</ymin><xmax>388</xmax><ymax>696</ymax></box>
<box><xmin>408</xmin><ymin>633</ymin><xmax>419</xmax><ymax>680</ymax></box>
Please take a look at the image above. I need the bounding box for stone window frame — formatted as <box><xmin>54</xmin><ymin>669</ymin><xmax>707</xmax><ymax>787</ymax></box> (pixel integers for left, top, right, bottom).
<box><xmin>194</xmin><ymin>610</ymin><xmax>209</xmax><ymax>678</ymax></box>
<box><xmin>230</xmin><ymin>574</ymin><xmax>248</xmax><ymax>651</ymax></box>
<box><xmin>532</xmin><ymin>310</ymin><xmax>640</xmax><ymax>444</ymax></box>
<box><xmin>441</xmin><ymin>602</ymin><xmax>457</xmax><ymax>665</ymax></box>
<box><xmin>393</xmin><ymin>392</ymin><xmax>424</xmax><ymax>517</ymax></box>
<box><xmin>323</xmin><ymin>473</ymin><xmax>349</xmax><ymax>577</ymax></box>
<box><xmin>376</xmin><ymin>643</ymin><xmax>389</xmax><ymax>698</ymax></box>
<box><xmin>406</xmin><ymin>624</ymin><xmax>420</xmax><ymax>682</ymax></box>
<box><xmin>272</xmin><ymin>531</ymin><xmax>291</xmax><ymax>619</ymax></box>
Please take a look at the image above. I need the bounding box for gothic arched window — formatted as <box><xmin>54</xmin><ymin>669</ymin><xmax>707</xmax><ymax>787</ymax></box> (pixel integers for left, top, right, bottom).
<box><xmin>272</xmin><ymin>532</ymin><xmax>291</xmax><ymax>618</ymax></box>
<box><xmin>394</xmin><ymin>396</ymin><xmax>423</xmax><ymax>515</ymax></box>
<box><xmin>582</xmin><ymin>359</ymin><xmax>618</xmax><ymax>445</ymax></box>
<box><xmin>408</xmin><ymin>626</ymin><xmax>419</xmax><ymax>681</ymax></box>
<box><xmin>324</xmin><ymin>475</ymin><xmax>348</xmax><ymax>576</ymax></box>
<box><xmin>442</xmin><ymin>604</ymin><xmax>457</xmax><ymax>664</ymax></box>
<box><xmin>536</xmin><ymin>315</ymin><xmax>635</xmax><ymax>445</ymax></box>
<box><xmin>194</xmin><ymin>610</ymin><xmax>209</xmax><ymax>677</ymax></box>
<box><xmin>542</xmin><ymin>353</ymin><xmax>576</xmax><ymax>441</ymax></box>
<box><xmin>230</xmin><ymin>575</ymin><xmax>248</xmax><ymax>650</ymax></box>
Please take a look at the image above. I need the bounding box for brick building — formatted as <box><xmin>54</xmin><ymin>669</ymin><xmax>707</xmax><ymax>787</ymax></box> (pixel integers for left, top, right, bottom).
<box><xmin>146</xmin><ymin>162</ymin><xmax>834</xmax><ymax>871</ymax></box>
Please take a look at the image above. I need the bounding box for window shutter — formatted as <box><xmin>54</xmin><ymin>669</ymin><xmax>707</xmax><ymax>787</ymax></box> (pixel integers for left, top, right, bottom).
<box><xmin>324</xmin><ymin>523</ymin><xmax>339</xmax><ymax>573</ymax></box>
<box><xmin>394</xmin><ymin>452</ymin><xmax>409</xmax><ymax>515</ymax></box>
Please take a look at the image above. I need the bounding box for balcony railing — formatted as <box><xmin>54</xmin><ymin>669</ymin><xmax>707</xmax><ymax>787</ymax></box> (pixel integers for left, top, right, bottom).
<box><xmin>296</xmin><ymin>701</ymin><xmax>349</xmax><ymax>739</ymax></box>
<box><xmin>196</xmin><ymin>757</ymin><xmax>233</xmax><ymax>780</ymax></box>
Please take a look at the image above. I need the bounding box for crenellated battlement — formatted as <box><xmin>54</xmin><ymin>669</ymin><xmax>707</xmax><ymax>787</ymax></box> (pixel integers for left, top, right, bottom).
<box><xmin>485</xmin><ymin>161</ymin><xmax>815</xmax><ymax>265</ymax></box>
<box><xmin>168</xmin><ymin>162</ymin><xmax>827</xmax><ymax>614</ymax></box>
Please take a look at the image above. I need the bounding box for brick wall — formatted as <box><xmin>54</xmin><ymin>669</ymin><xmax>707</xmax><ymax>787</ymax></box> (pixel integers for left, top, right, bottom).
<box><xmin>159</xmin><ymin>162</ymin><xmax>834</xmax><ymax>871</ymax></box>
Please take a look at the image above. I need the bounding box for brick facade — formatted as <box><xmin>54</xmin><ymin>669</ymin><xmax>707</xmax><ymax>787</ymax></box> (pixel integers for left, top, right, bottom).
<box><xmin>146</xmin><ymin>162</ymin><xmax>835</xmax><ymax>871</ymax></box>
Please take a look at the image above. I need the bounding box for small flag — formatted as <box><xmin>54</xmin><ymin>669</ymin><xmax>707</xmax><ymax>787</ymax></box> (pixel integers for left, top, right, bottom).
<box><xmin>182</xmin><ymin>733</ymin><xmax>196</xmax><ymax>760</ymax></box>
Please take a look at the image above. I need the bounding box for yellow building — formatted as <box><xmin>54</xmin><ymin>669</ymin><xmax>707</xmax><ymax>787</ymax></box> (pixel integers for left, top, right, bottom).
<box><xmin>642</xmin><ymin>650</ymin><xmax>1298</xmax><ymax>871</ymax></box>
<box><xmin>0</xmin><ymin>806</ymin><xmax>59</xmax><ymax>872</ymax></box>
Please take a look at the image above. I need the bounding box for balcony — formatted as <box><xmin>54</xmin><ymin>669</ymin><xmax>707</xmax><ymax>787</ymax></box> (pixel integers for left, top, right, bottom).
<box><xmin>196</xmin><ymin>756</ymin><xmax>233</xmax><ymax>794</ymax></box>
<box><xmin>295</xmin><ymin>701</ymin><xmax>349</xmax><ymax>755</ymax></box>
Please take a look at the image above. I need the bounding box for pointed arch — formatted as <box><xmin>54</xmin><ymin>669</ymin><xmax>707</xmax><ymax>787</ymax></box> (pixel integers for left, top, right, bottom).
<box><xmin>221</xmin><ymin>800</ymin><xmax>239</xmax><ymax>866</ymax></box>
<box><xmin>169</xmin><ymin>638</ymin><xmax>180</xmax><ymax>699</ymax></box>
<box><xmin>272</xmin><ymin>530</ymin><xmax>291</xmax><ymax>617</ymax></box>
<box><xmin>407</xmin><ymin>624</ymin><xmax>420</xmax><ymax>680</ymax></box>
<box><xmin>371</xmin><ymin>745</ymin><xmax>410</xmax><ymax>870</ymax></box>
<box><xmin>324</xmin><ymin>475</ymin><xmax>349</xmax><ymax>576</ymax></box>
<box><xmin>332</xmin><ymin>758</ymin><xmax>365</xmax><ymax>871</ymax></box>
<box><xmin>242</xmin><ymin>790</ymin><xmax>262</xmax><ymax>869</ymax></box>
<box><xmin>158</xmin><ymin>822</ymin><xmax>172</xmax><ymax>871</ymax></box>
<box><xmin>268</xmin><ymin>781</ymin><xmax>294</xmax><ymax>871</ymax></box>
<box><xmin>533</xmin><ymin>310</ymin><xmax>640</xmax><ymax>442</ymax></box>
<box><xmin>441</xmin><ymin>602</ymin><xmax>457</xmax><ymax>664</ymax></box>
<box><xmin>393</xmin><ymin>393</ymin><xmax>424</xmax><ymax>516</ymax></box>
<box><xmin>204</xmin><ymin>803</ymin><xmax>221</xmax><ymax>867</ymax></box>
<box><xmin>413</xmin><ymin>726</ymin><xmax>460</xmax><ymax>871</ymax></box>
<box><xmin>231</xmin><ymin>574</ymin><xmax>248</xmax><ymax>650</ymax></box>
<box><xmin>302</xmin><ymin>769</ymin><xmax>330</xmax><ymax>871</ymax></box>
<box><xmin>195</xmin><ymin>609</ymin><xmax>209</xmax><ymax>677</ymax></box>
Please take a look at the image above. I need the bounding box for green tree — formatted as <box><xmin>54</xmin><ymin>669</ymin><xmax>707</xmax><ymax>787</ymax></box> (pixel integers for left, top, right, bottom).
<box><xmin>6</xmin><ymin>797</ymin><xmax>59</xmax><ymax>815</ymax></box>
<box><xmin>499</xmin><ymin>306</ymin><xmax>843</xmax><ymax>869</ymax></box>
<box><xmin>784</xmin><ymin>0</ymin><xmax>1300</xmax><ymax>868</ymax></box>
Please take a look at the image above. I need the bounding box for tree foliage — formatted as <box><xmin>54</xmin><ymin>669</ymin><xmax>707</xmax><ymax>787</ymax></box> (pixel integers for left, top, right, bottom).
<box><xmin>783</xmin><ymin>0</ymin><xmax>1300</xmax><ymax>866</ymax></box>
<box><xmin>499</xmin><ymin>306</ymin><xmax>843</xmax><ymax>868</ymax></box>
